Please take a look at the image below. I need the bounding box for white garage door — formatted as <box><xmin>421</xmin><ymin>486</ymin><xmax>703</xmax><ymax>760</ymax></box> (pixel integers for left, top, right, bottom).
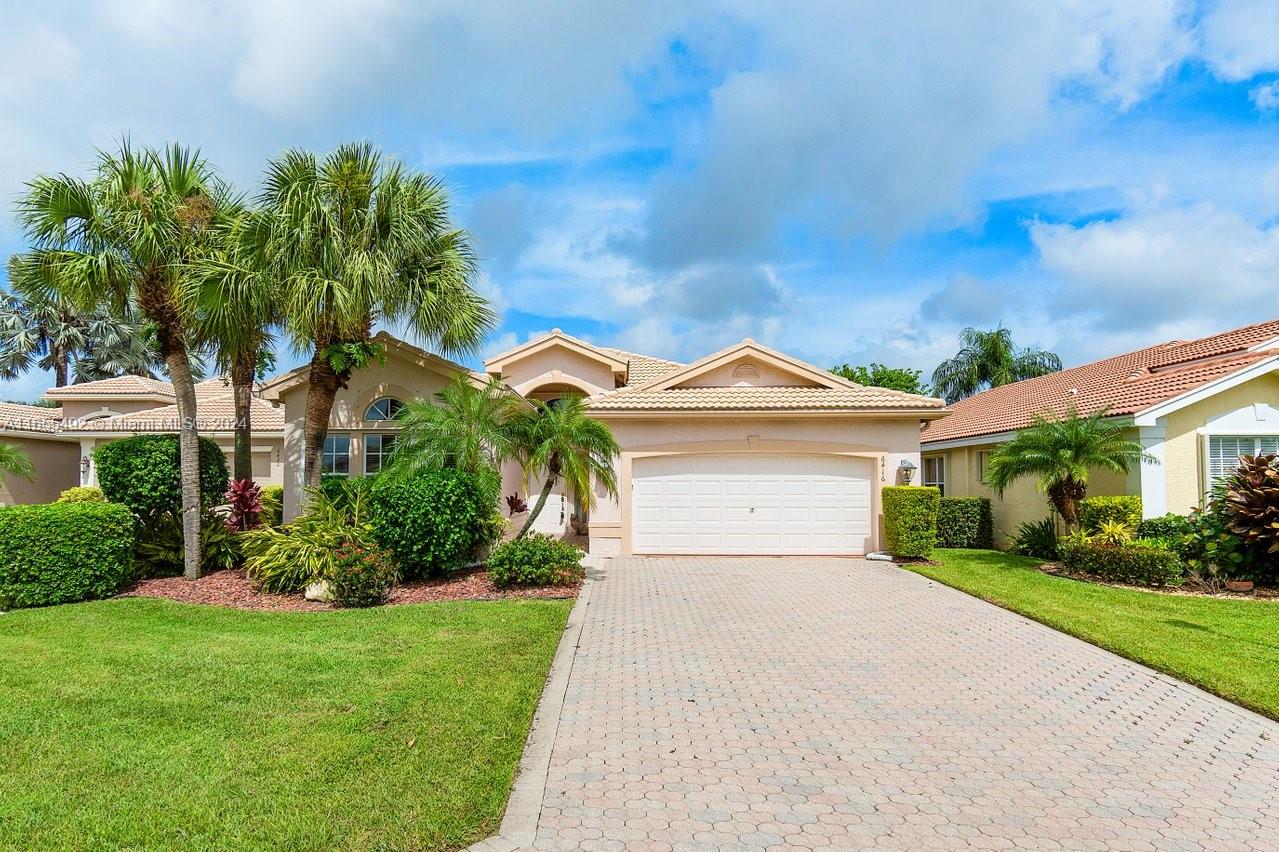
<box><xmin>631</xmin><ymin>453</ymin><xmax>872</xmax><ymax>555</ymax></box>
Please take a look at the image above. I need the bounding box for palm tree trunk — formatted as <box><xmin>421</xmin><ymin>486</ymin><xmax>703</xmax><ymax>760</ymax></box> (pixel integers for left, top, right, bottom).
<box><xmin>230</xmin><ymin>350</ymin><xmax>256</xmax><ymax>482</ymax></box>
<box><xmin>515</xmin><ymin>475</ymin><xmax>557</xmax><ymax>540</ymax></box>
<box><xmin>302</xmin><ymin>352</ymin><xmax>341</xmax><ymax>492</ymax></box>
<box><xmin>165</xmin><ymin>342</ymin><xmax>202</xmax><ymax>581</ymax></box>
<box><xmin>53</xmin><ymin>345</ymin><xmax>68</xmax><ymax>388</ymax></box>
<box><xmin>1048</xmin><ymin>478</ymin><xmax>1086</xmax><ymax>531</ymax></box>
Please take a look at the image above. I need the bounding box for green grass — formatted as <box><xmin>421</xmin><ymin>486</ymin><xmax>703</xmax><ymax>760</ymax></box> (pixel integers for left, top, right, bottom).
<box><xmin>908</xmin><ymin>549</ymin><xmax>1279</xmax><ymax>720</ymax></box>
<box><xmin>0</xmin><ymin>597</ymin><xmax>571</xmax><ymax>850</ymax></box>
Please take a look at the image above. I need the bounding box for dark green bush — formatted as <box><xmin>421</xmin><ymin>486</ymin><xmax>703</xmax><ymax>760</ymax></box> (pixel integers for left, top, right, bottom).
<box><xmin>369</xmin><ymin>469</ymin><xmax>488</xmax><ymax>578</ymax></box>
<box><xmin>936</xmin><ymin>497</ymin><xmax>993</xmax><ymax>548</ymax></box>
<box><xmin>1078</xmin><ymin>495</ymin><xmax>1142</xmax><ymax>533</ymax></box>
<box><xmin>0</xmin><ymin>503</ymin><xmax>134</xmax><ymax>609</ymax></box>
<box><xmin>488</xmin><ymin>534</ymin><xmax>583</xmax><ymax>588</ymax></box>
<box><xmin>94</xmin><ymin>434</ymin><xmax>229</xmax><ymax>521</ymax></box>
<box><xmin>330</xmin><ymin>541</ymin><xmax>399</xmax><ymax>607</ymax></box>
<box><xmin>1136</xmin><ymin>512</ymin><xmax>1193</xmax><ymax>542</ymax></box>
<box><xmin>134</xmin><ymin>511</ymin><xmax>242</xmax><ymax>577</ymax></box>
<box><xmin>881</xmin><ymin>486</ymin><xmax>940</xmax><ymax>558</ymax></box>
<box><xmin>1057</xmin><ymin>537</ymin><xmax>1183</xmax><ymax>587</ymax></box>
<box><xmin>1012</xmin><ymin>517</ymin><xmax>1059</xmax><ymax>559</ymax></box>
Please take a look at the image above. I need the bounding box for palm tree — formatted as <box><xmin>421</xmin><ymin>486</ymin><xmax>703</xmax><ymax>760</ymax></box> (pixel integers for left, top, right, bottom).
<box><xmin>244</xmin><ymin>143</ymin><xmax>494</xmax><ymax>490</ymax></box>
<box><xmin>931</xmin><ymin>326</ymin><xmax>1062</xmax><ymax>403</ymax></box>
<box><xmin>386</xmin><ymin>374</ymin><xmax>524</xmax><ymax>478</ymax></box>
<box><xmin>11</xmin><ymin>142</ymin><xmax>232</xmax><ymax>579</ymax></box>
<box><xmin>0</xmin><ymin>441</ymin><xmax>35</xmax><ymax>481</ymax></box>
<box><xmin>508</xmin><ymin>397</ymin><xmax>620</xmax><ymax>539</ymax></box>
<box><xmin>0</xmin><ymin>279</ymin><xmax>161</xmax><ymax>386</ymax></box>
<box><xmin>190</xmin><ymin>207</ymin><xmax>278</xmax><ymax>483</ymax></box>
<box><xmin>983</xmin><ymin>407</ymin><xmax>1151</xmax><ymax>530</ymax></box>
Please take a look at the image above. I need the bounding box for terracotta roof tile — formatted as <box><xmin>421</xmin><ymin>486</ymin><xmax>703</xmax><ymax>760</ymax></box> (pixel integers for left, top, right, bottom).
<box><xmin>45</xmin><ymin>375</ymin><xmax>176</xmax><ymax>397</ymax></box>
<box><xmin>589</xmin><ymin>385</ymin><xmax>945</xmax><ymax>412</ymax></box>
<box><xmin>599</xmin><ymin>348</ymin><xmax>684</xmax><ymax>386</ymax></box>
<box><xmin>75</xmin><ymin>390</ymin><xmax>284</xmax><ymax>434</ymax></box>
<box><xmin>922</xmin><ymin>319</ymin><xmax>1279</xmax><ymax>444</ymax></box>
<box><xmin>0</xmin><ymin>402</ymin><xmax>63</xmax><ymax>434</ymax></box>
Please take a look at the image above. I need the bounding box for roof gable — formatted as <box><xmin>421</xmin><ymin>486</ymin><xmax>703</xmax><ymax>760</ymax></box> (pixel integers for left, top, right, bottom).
<box><xmin>484</xmin><ymin>329</ymin><xmax>628</xmax><ymax>376</ymax></box>
<box><xmin>260</xmin><ymin>332</ymin><xmax>475</xmax><ymax>401</ymax></box>
<box><xmin>635</xmin><ymin>339</ymin><xmax>856</xmax><ymax>393</ymax></box>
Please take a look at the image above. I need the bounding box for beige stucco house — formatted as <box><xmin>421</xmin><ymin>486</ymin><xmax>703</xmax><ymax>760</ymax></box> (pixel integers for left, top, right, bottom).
<box><xmin>921</xmin><ymin>319</ymin><xmax>1279</xmax><ymax>545</ymax></box>
<box><xmin>261</xmin><ymin>329</ymin><xmax>947</xmax><ymax>556</ymax></box>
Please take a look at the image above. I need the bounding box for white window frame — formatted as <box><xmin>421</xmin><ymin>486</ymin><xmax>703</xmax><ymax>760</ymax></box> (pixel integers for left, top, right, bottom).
<box><xmin>1206</xmin><ymin>434</ymin><xmax>1279</xmax><ymax>485</ymax></box>
<box><xmin>922</xmin><ymin>455</ymin><xmax>945</xmax><ymax>495</ymax></box>
<box><xmin>364</xmin><ymin>397</ymin><xmax>404</xmax><ymax>422</ymax></box>
<box><xmin>363</xmin><ymin>433</ymin><xmax>396</xmax><ymax>474</ymax></box>
<box><xmin>322</xmin><ymin>433</ymin><xmax>351</xmax><ymax>476</ymax></box>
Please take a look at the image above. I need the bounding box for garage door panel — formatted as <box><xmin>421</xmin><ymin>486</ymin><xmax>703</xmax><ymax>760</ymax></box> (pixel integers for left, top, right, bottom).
<box><xmin>632</xmin><ymin>453</ymin><xmax>872</xmax><ymax>555</ymax></box>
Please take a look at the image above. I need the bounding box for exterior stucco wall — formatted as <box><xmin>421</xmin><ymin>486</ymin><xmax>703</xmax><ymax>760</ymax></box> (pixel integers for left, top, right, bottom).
<box><xmin>0</xmin><ymin>436</ymin><xmax>78</xmax><ymax>505</ymax></box>
<box><xmin>58</xmin><ymin>398</ymin><xmax>166</xmax><ymax>423</ymax></box>
<box><xmin>677</xmin><ymin>358</ymin><xmax>821</xmax><ymax>388</ymax></box>
<box><xmin>1161</xmin><ymin>372</ymin><xmax>1279</xmax><ymax>512</ymax></box>
<box><xmin>591</xmin><ymin>415</ymin><xmax>925</xmax><ymax>556</ymax></box>
<box><xmin>77</xmin><ymin>435</ymin><xmax>283</xmax><ymax>491</ymax></box>
<box><xmin>922</xmin><ymin>439</ymin><xmax>1130</xmax><ymax>547</ymax></box>
<box><xmin>279</xmin><ymin>353</ymin><xmax>457</xmax><ymax>519</ymax></box>
<box><xmin>497</xmin><ymin>347</ymin><xmax>616</xmax><ymax>395</ymax></box>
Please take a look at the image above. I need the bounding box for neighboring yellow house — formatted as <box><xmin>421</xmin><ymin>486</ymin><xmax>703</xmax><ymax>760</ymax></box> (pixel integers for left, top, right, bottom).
<box><xmin>921</xmin><ymin>319</ymin><xmax>1279</xmax><ymax>546</ymax></box>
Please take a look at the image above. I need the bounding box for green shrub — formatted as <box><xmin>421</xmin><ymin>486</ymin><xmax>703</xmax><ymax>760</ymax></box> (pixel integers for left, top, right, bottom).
<box><xmin>1136</xmin><ymin>513</ymin><xmax>1192</xmax><ymax>543</ymax></box>
<box><xmin>1092</xmin><ymin>519</ymin><xmax>1134</xmax><ymax>547</ymax></box>
<box><xmin>881</xmin><ymin>486</ymin><xmax>940</xmax><ymax>558</ymax></box>
<box><xmin>936</xmin><ymin>497</ymin><xmax>993</xmax><ymax>548</ymax></box>
<box><xmin>330</xmin><ymin>541</ymin><xmax>399</xmax><ymax>607</ymax></box>
<box><xmin>1057</xmin><ymin>537</ymin><xmax>1183</xmax><ymax>587</ymax></box>
<box><xmin>369</xmin><ymin>469</ymin><xmax>489</xmax><ymax>578</ymax></box>
<box><xmin>1078</xmin><ymin>495</ymin><xmax>1142</xmax><ymax>533</ymax></box>
<box><xmin>488</xmin><ymin>533</ymin><xmax>583</xmax><ymax>588</ymax></box>
<box><xmin>258</xmin><ymin>484</ymin><xmax>284</xmax><ymax>527</ymax></box>
<box><xmin>134</xmin><ymin>511</ymin><xmax>242</xmax><ymax>577</ymax></box>
<box><xmin>241</xmin><ymin>488</ymin><xmax>375</xmax><ymax>594</ymax></box>
<box><xmin>0</xmin><ymin>503</ymin><xmax>134</xmax><ymax>609</ymax></box>
<box><xmin>93</xmin><ymin>434</ymin><xmax>229</xmax><ymax>521</ymax></box>
<box><xmin>55</xmin><ymin>486</ymin><xmax>105</xmax><ymax>504</ymax></box>
<box><xmin>1012</xmin><ymin>517</ymin><xmax>1059</xmax><ymax>559</ymax></box>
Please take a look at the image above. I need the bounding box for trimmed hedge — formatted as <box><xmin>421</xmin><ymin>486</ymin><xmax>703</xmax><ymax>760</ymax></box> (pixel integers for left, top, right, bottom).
<box><xmin>936</xmin><ymin>497</ymin><xmax>994</xmax><ymax>549</ymax></box>
<box><xmin>369</xmin><ymin>469</ymin><xmax>489</xmax><ymax>578</ymax></box>
<box><xmin>55</xmin><ymin>486</ymin><xmax>105</xmax><ymax>503</ymax></box>
<box><xmin>882</xmin><ymin>485</ymin><xmax>940</xmax><ymax>558</ymax></box>
<box><xmin>1058</xmin><ymin>538</ymin><xmax>1183</xmax><ymax>587</ymax></box>
<box><xmin>0</xmin><ymin>503</ymin><xmax>135</xmax><ymax>609</ymax></box>
<box><xmin>1136</xmin><ymin>512</ymin><xmax>1193</xmax><ymax>543</ymax></box>
<box><xmin>1078</xmin><ymin>495</ymin><xmax>1142</xmax><ymax>533</ymax></box>
<box><xmin>489</xmin><ymin>533</ymin><xmax>583</xmax><ymax>588</ymax></box>
<box><xmin>94</xmin><ymin>434</ymin><xmax>229</xmax><ymax>520</ymax></box>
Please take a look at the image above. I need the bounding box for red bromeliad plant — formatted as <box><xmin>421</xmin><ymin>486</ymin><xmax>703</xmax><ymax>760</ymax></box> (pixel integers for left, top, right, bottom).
<box><xmin>226</xmin><ymin>478</ymin><xmax>264</xmax><ymax>531</ymax></box>
<box><xmin>1224</xmin><ymin>454</ymin><xmax>1279</xmax><ymax>556</ymax></box>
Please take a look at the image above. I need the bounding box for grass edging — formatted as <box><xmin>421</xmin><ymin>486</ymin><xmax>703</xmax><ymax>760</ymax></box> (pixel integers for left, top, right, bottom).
<box><xmin>902</xmin><ymin>549</ymin><xmax>1279</xmax><ymax>722</ymax></box>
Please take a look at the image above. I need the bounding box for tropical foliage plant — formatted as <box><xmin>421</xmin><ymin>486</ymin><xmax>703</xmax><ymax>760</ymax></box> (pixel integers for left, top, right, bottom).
<box><xmin>1223</xmin><ymin>453</ymin><xmax>1279</xmax><ymax>556</ymax></box>
<box><xmin>931</xmin><ymin>326</ymin><xmax>1062</xmax><ymax>403</ymax></box>
<box><xmin>225</xmin><ymin>478</ymin><xmax>264</xmax><ymax>532</ymax></box>
<box><xmin>983</xmin><ymin>408</ymin><xmax>1150</xmax><ymax>530</ymax></box>
<box><xmin>0</xmin><ymin>441</ymin><xmax>35</xmax><ymax>482</ymax></box>
<box><xmin>1011</xmin><ymin>517</ymin><xmax>1059</xmax><ymax>559</ymax></box>
<box><xmin>1078</xmin><ymin>495</ymin><xmax>1143</xmax><ymax>533</ymax></box>
<box><xmin>388</xmin><ymin>374</ymin><xmax>522</xmax><ymax>479</ymax></box>
<box><xmin>240</xmin><ymin>486</ymin><xmax>376</xmax><ymax>593</ymax></box>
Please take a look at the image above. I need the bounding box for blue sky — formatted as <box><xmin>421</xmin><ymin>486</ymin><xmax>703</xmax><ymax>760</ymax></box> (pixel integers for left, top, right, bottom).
<box><xmin>3</xmin><ymin>1</ymin><xmax>1279</xmax><ymax>402</ymax></box>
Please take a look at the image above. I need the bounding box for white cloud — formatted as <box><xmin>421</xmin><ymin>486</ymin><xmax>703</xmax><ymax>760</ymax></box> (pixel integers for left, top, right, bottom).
<box><xmin>1250</xmin><ymin>80</ymin><xmax>1279</xmax><ymax>111</ymax></box>
<box><xmin>1200</xmin><ymin>0</ymin><xmax>1279</xmax><ymax>81</ymax></box>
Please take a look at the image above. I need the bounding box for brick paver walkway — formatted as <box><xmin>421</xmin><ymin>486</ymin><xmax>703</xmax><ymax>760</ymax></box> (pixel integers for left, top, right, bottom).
<box><xmin>529</xmin><ymin>557</ymin><xmax>1279</xmax><ymax>850</ymax></box>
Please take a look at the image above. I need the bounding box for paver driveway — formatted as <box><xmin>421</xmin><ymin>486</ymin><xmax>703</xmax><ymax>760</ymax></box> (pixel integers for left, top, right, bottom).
<box><xmin>520</xmin><ymin>557</ymin><xmax>1279</xmax><ymax>850</ymax></box>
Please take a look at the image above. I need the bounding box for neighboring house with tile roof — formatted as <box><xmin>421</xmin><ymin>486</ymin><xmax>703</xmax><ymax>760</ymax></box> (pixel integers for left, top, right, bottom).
<box><xmin>0</xmin><ymin>401</ymin><xmax>78</xmax><ymax>504</ymax></box>
<box><xmin>921</xmin><ymin>319</ymin><xmax>1279</xmax><ymax>544</ymax></box>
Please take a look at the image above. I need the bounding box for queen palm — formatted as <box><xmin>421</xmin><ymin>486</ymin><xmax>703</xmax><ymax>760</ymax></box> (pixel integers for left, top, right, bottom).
<box><xmin>931</xmin><ymin>326</ymin><xmax>1062</xmax><ymax>403</ymax></box>
<box><xmin>0</xmin><ymin>441</ymin><xmax>35</xmax><ymax>482</ymax></box>
<box><xmin>387</xmin><ymin>374</ymin><xmax>523</xmax><ymax>478</ymax></box>
<box><xmin>508</xmin><ymin>397</ymin><xmax>620</xmax><ymax>539</ymax></box>
<box><xmin>984</xmin><ymin>407</ymin><xmax>1151</xmax><ymax>530</ymax></box>
<box><xmin>245</xmin><ymin>143</ymin><xmax>494</xmax><ymax>490</ymax></box>
<box><xmin>12</xmin><ymin>143</ymin><xmax>232</xmax><ymax>579</ymax></box>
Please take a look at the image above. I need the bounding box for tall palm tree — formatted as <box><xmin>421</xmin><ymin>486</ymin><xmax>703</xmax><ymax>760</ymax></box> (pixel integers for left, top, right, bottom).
<box><xmin>983</xmin><ymin>407</ymin><xmax>1151</xmax><ymax>530</ymax></box>
<box><xmin>931</xmin><ymin>326</ymin><xmax>1062</xmax><ymax>403</ymax></box>
<box><xmin>244</xmin><ymin>143</ymin><xmax>494</xmax><ymax>490</ymax></box>
<box><xmin>508</xmin><ymin>397</ymin><xmax>620</xmax><ymax>539</ymax></box>
<box><xmin>11</xmin><ymin>142</ymin><xmax>232</xmax><ymax>579</ymax></box>
<box><xmin>0</xmin><ymin>280</ymin><xmax>161</xmax><ymax>386</ymax></box>
<box><xmin>386</xmin><ymin>374</ymin><xmax>524</xmax><ymax>478</ymax></box>
<box><xmin>0</xmin><ymin>441</ymin><xmax>35</xmax><ymax>482</ymax></box>
<box><xmin>190</xmin><ymin>207</ymin><xmax>278</xmax><ymax>483</ymax></box>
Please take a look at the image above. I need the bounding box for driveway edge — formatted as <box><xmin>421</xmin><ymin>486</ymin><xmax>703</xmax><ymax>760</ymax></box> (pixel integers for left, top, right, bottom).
<box><xmin>466</xmin><ymin>555</ymin><xmax>599</xmax><ymax>852</ymax></box>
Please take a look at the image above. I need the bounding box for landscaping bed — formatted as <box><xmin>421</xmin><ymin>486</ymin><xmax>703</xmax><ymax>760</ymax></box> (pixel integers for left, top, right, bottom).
<box><xmin>0</xmin><ymin>596</ymin><xmax>571</xmax><ymax>850</ymax></box>
<box><xmin>1033</xmin><ymin>560</ymin><xmax>1279</xmax><ymax>600</ymax></box>
<box><xmin>121</xmin><ymin>567</ymin><xmax>581</xmax><ymax>612</ymax></box>
<box><xmin>906</xmin><ymin>549</ymin><xmax>1279</xmax><ymax>720</ymax></box>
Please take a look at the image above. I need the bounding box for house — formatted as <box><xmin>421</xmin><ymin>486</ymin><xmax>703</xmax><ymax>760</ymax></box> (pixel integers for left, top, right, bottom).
<box><xmin>0</xmin><ymin>402</ymin><xmax>77</xmax><ymax>504</ymax></box>
<box><xmin>921</xmin><ymin>319</ymin><xmax>1279</xmax><ymax>544</ymax></box>
<box><xmin>264</xmin><ymin>329</ymin><xmax>948</xmax><ymax>556</ymax></box>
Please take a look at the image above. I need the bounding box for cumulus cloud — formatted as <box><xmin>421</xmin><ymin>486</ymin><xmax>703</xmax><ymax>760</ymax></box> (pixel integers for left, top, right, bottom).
<box><xmin>1200</xmin><ymin>0</ymin><xmax>1279</xmax><ymax>81</ymax></box>
<box><xmin>1250</xmin><ymin>81</ymin><xmax>1279</xmax><ymax>111</ymax></box>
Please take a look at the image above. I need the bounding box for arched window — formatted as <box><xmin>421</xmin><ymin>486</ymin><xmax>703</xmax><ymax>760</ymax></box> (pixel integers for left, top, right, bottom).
<box><xmin>364</xmin><ymin>397</ymin><xmax>404</xmax><ymax>421</ymax></box>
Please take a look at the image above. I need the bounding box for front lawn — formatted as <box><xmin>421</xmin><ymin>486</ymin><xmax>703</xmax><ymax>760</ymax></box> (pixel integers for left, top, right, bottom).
<box><xmin>0</xmin><ymin>597</ymin><xmax>571</xmax><ymax>850</ymax></box>
<box><xmin>907</xmin><ymin>550</ymin><xmax>1279</xmax><ymax>721</ymax></box>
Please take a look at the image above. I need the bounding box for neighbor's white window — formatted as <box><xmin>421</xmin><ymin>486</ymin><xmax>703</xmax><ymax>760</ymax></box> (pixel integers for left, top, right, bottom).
<box><xmin>364</xmin><ymin>433</ymin><xmax>396</xmax><ymax>474</ymax></box>
<box><xmin>364</xmin><ymin>397</ymin><xmax>404</xmax><ymax>421</ymax></box>
<box><xmin>322</xmin><ymin>433</ymin><xmax>351</xmax><ymax>475</ymax></box>
<box><xmin>922</xmin><ymin>456</ymin><xmax>945</xmax><ymax>495</ymax></box>
<box><xmin>1208</xmin><ymin>435</ymin><xmax>1279</xmax><ymax>482</ymax></box>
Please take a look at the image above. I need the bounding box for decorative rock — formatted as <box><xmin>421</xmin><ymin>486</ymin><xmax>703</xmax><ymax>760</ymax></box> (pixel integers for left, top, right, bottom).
<box><xmin>304</xmin><ymin>579</ymin><xmax>333</xmax><ymax>602</ymax></box>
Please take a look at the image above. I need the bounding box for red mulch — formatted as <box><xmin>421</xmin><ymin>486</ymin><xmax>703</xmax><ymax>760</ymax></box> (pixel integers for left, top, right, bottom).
<box><xmin>120</xmin><ymin>568</ymin><xmax>581</xmax><ymax>612</ymax></box>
